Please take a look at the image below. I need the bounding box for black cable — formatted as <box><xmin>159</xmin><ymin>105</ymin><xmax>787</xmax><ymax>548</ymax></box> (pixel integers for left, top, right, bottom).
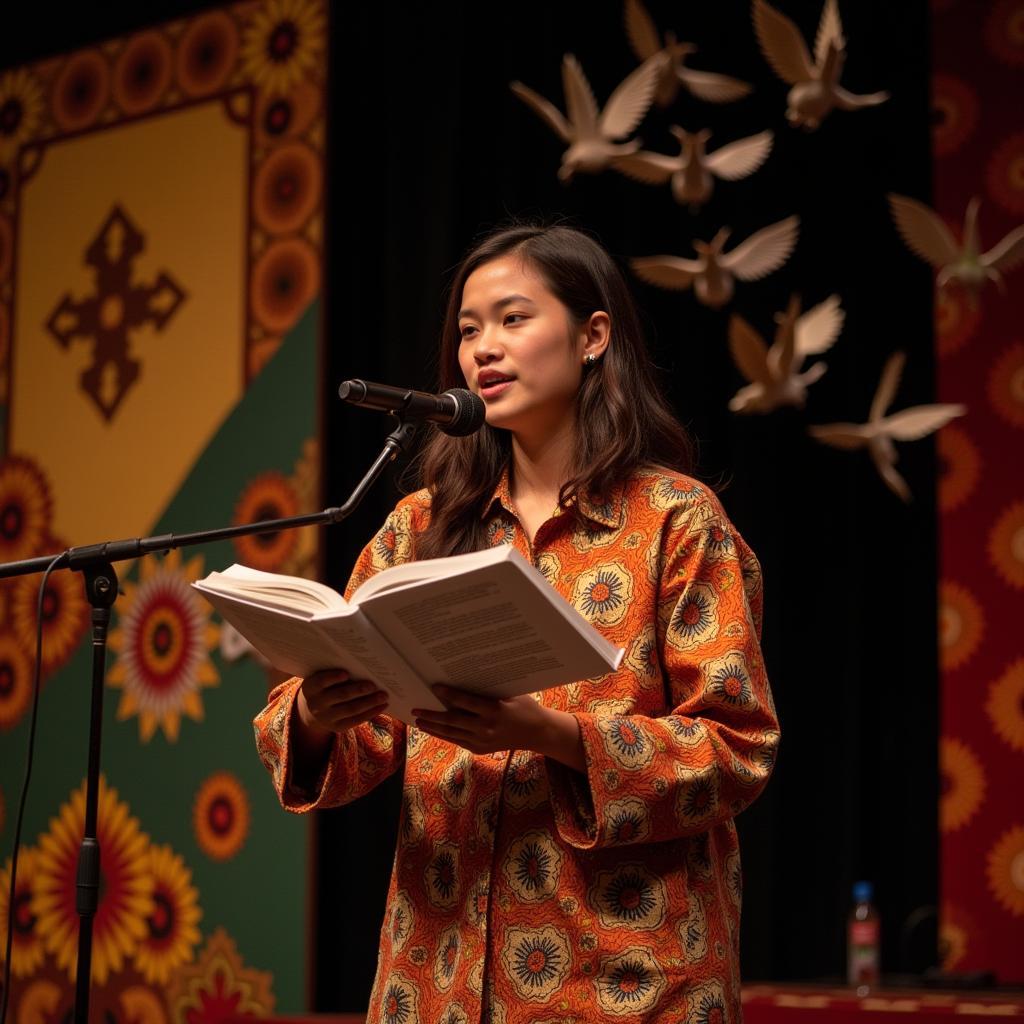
<box><xmin>1</xmin><ymin>552</ymin><xmax>66</xmax><ymax>1024</ymax></box>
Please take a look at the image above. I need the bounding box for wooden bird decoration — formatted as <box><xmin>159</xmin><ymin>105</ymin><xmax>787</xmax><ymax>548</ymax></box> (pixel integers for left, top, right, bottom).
<box><xmin>614</xmin><ymin>127</ymin><xmax>773</xmax><ymax>211</ymax></box>
<box><xmin>888</xmin><ymin>193</ymin><xmax>1024</xmax><ymax>297</ymax></box>
<box><xmin>625</xmin><ymin>0</ymin><xmax>752</xmax><ymax>107</ymax></box>
<box><xmin>752</xmin><ymin>0</ymin><xmax>889</xmax><ymax>130</ymax></box>
<box><xmin>809</xmin><ymin>351</ymin><xmax>966</xmax><ymax>502</ymax></box>
<box><xmin>728</xmin><ymin>293</ymin><xmax>844</xmax><ymax>413</ymax></box>
<box><xmin>510</xmin><ymin>53</ymin><xmax>662</xmax><ymax>182</ymax></box>
<box><xmin>631</xmin><ymin>215</ymin><xmax>800</xmax><ymax>309</ymax></box>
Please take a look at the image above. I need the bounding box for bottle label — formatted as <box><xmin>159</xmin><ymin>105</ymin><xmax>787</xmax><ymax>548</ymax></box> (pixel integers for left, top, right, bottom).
<box><xmin>850</xmin><ymin>921</ymin><xmax>879</xmax><ymax>945</ymax></box>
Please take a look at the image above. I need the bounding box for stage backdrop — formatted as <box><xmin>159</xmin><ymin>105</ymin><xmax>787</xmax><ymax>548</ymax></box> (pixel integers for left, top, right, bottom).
<box><xmin>932</xmin><ymin>0</ymin><xmax>1024</xmax><ymax>980</ymax></box>
<box><xmin>0</xmin><ymin>0</ymin><xmax>326</xmax><ymax>1016</ymax></box>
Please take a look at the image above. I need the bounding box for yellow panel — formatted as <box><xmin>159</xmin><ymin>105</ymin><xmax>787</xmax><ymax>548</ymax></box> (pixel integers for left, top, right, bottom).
<box><xmin>11</xmin><ymin>100</ymin><xmax>247</xmax><ymax>546</ymax></box>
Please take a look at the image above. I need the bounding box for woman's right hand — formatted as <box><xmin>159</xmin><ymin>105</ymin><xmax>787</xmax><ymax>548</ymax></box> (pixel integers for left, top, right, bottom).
<box><xmin>296</xmin><ymin>669</ymin><xmax>389</xmax><ymax>735</ymax></box>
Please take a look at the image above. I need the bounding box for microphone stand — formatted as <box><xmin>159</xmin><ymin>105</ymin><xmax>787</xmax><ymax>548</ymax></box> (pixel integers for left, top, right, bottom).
<box><xmin>0</xmin><ymin>416</ymin><xmax>420</xmax><ymax>1024</ymax></box>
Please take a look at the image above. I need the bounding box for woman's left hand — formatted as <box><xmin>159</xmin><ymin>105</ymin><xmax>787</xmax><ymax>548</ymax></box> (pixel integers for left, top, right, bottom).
<box><xmin>413</xmin><ymin>685</ymin><xmax>586</xmax><ymax>772</ymax></box>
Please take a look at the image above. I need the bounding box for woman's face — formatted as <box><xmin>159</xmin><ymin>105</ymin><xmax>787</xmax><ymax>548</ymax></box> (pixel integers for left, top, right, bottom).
<box><xmin>457</xmin><ymin>255</ymin><xmax>602</xmax><ymax>442</ymax></box>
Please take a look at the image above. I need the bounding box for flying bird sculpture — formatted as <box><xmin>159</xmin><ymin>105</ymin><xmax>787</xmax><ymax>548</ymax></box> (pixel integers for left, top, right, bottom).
<box><xmin>625</xmin><ymin>0</ymin><xmax>752</xmax><ymax>107</ymax></box>
<box><xmin>887</xmin><ymin>193</ymin><xmax>1024</xmax><ymax>297</ymax></box>
<box><xmin>728</xmin><ymin>293</ymin><xmax>844</xmax><ymax>413</ymax></box>
<box><xmin>809</xmin><ymin>351</ymin><xmax>966</xmax><ymax>502</ymax></box>
<box><xmin>510</xmin><ymin>52</ymin><xmax>662</xmax><ymax>182</ymax></box>
<box><xmin>752</xmin><ymin>0</ymin><xmax>889</xmax><ymax>130</ymax></box>
<box><xmin>614</xmin><ymin>127</ymin><xmax>773</xmax><ymax>210</ymax></box>
<box><xmin>631</xmin><ymin>215</ymin><xmax>799</xmax><ymax>309</ymax></box>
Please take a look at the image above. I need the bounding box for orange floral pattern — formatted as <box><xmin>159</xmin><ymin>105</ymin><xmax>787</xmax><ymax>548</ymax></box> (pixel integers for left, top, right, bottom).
<box><xmin>938</xmin><ymin>580</ymin><xmax>984</xmax><ymax>672</ymax></box>
<box><xmin>988</xmin><ymin>342</ymin><xmax>1024</xmax><ymax>429</ymax></box>
<box><xmin>254</xmin><ymin>468</ymin><xmax>778</xmax><ymax>1022</ymax></box>
<box><xmin>936</xmin><ymin>424</ymin><xmax>981</xmax><ymax>513</ymax></box>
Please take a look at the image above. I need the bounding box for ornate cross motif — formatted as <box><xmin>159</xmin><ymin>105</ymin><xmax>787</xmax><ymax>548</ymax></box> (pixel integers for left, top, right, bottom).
<box><xmin>45</xmin><ymin>205</ymin><xmax>187</xmax><ymax>421</ymax></box>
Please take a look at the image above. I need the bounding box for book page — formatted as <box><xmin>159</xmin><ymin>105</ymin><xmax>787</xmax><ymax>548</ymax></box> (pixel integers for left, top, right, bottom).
<box><xmin>350</xmin><ymin>544</ymin><xmax>512</xmax><ymax>602</ymax></box>
<box><xmin>359</xmin><ymin>560</ymin><xmax>623</xmax><ymax>698</ymax></box>
<box><xmin>196</xmin><ymin>565</ymin><xmax>345</xmax><ymax>615</ymax></box>
<box><xmin>195</xmin><ymin>588</ymin><xmax>442</xmax><ymax>724</ymax></box>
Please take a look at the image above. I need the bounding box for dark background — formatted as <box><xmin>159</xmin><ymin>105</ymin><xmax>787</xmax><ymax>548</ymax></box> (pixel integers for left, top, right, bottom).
<box><xmin>2</xmin><ymin>0</ymin><xmax>937</xmax><ymax>1009</ymax></box>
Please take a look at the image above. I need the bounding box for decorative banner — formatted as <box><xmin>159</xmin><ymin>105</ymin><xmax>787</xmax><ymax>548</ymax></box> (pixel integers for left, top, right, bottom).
<box><xmin>0</xmin><ymin>0</ymin><xmax>327</xmax><ymax>1014</ymax></box>
<box><xmin>933</xmin><ymin>0</ymin><xmax>1024</xmax><ymax>982</ymax></box>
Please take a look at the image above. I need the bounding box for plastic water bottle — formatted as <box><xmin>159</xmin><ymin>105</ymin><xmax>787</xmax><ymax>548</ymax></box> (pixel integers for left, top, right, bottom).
<box><xmin>847</xmin><ymin>880</ymin><xmax>881</xmax><ymax>995</ymax></box>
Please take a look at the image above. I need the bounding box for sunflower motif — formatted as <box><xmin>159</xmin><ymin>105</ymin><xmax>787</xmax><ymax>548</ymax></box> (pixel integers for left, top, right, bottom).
<box><xmin>625</xmin><ymin>626</ymin><xmax>660</xmax><ymax>683</ymax></box>
<box><xmin>0</xmin><ymin>631</ymin><xmax>34</xmax><ymax>731</ymax></box>
<box><xmin>987</xmin><ymin>131</ymin><xmax>1024</xmax><ymax>215</ymax></box>
<box><xmin>133</xmin><ymin>844</ymin><xmax>202</xmax><ymax>985</ymax></box>
<box><xmin>605</xmin><ymin>797</ymin><xmax>651</xmax><ymax>845</ymax></box>
<box><xmin>387</xmin><ymin>890</ymin><xmax>415</xmax><ymax>955</ymax></box>
<box><xmin>988</xmin><ymin>501</ymin><xmax>1024</xmax><ymax>590</ymax></box>
<box><xmin>986</xmin><ymin>0</ymin><xmax>1024</xmax><ymax>66</ymax></box>
<box><xmin>501</xmin><ymin>925</ymin><xmax>571</xmax><ymax>1002</ymax></box>
<box><xmin>503</xmin><ymin>829</ymin><xmax>563</xmax><ymax>904</ymax></box>
<box><xmin>240</xmin><ymin>0</ymin><xmax>326</xmax><ymax>97</ymax></box>
<box><xmin>432</xmin><ymin>924</ymin><xmax>460</xmax><ymax>993</ymax></box>
<box><xmin>701</xmin><ymin>650</ymin><xmax>756</xmax><ymax>710</ymax></box>
<box><xmin>667</xmin><ymin>582</ymin><xmax>720</xmax><ymax>653</ymax></box>
<box><xmin>675</xmin><ymin>765</ymin><xmax>720</xmax><ymax>828</ymax></box>
<box><xmin>647</xmin><ymin>475</ymin><xmax>705</xmax><ymax>512</ymax></box>
<box><xmin>378</xmin><ymin>972</ymin><xmax>419</xmax><ymax>1024</ymax></box>
<box><xmin>424</xmin><ymin>842</ymin><xmax>460</xmax><ymax>910</ymax></box>
<box><xmin>686</xmin><ymin>979</ymin><xmax>728</xmax><ymax>1024</ymax></box>
<box><xmin>596</xmin><ymin>715</ymin><xmax>655</xmax><ymax>770</ymax></box>
<box><xmin>232</xmin><ymin>471</ymin><xmax>301</xmax><ymax>571</ymax></box>
<box><xmin>0</xmin><ymin>455</ymin><xmax>52</xmax><ymax>564</ymax></box>
<box><xmin>11</xmin><ymin>558</ymin><xmax>90</xmax><ymax>678</ymax></box>
<box><xmin>487</xmin><ymin>517</ymin><xmax>517</xmax><ymax>548</ymax></box>
<box><xmin>939</xmin><ymin>736</ymin><xmax>986</xmax><ymax>832</ymax></box>
<box><xmin>938</xmin><ymin>580</ymin><xmax>984</xmax><ymax>672</ymax></box>
<box><xmin>988</xmin><ymin>341</ymin><xmax>1024</xmax><ymax>429</ymax></box>
<box><xmin>594</xmin><ymin>947</ymin><xmax>666</xmax><ymax>1016</ymax></box>
<box><xmin>590</xmin><ymin>863</ymin><xmax>667</xmax><ymax>931</ymax></box>
<box><xmin>440</xmin><ymin>750</ymin><xmax>473</xmax><ymax>810</ymax></box>
<box><xmin>937</xmin><ymin>424</ymin><xmax>981</xmax><ymax>513</ymax></box>
<box><xmin>32</xmin><ymin>775</ymin><xmax>154</xmax><ymax>984</ymax></box>
<box><xmin>0</xmin><ymin>68</ymin><xmax>45</xmax><ymax>163</ymax></box>
<box><xmin>193</xmin><ymin>772</ymin><xmax>251</xmax><ymax>862</ymax></box>
<box><xmin>0</xmin><ymin>847</ymin><xmax>46</xmax><ymax>976</ymax></box>
<box><xmin>164</xmin><ymin>927</ymin><xmax>275</xmax><ymax>1023</ymax></box>
<box><xmin>986</xmin><ymin>659</ymin><xmax>1024</xmax><ymax>753</ymax></box>
<box><xmin>986</xmin><ymin>824</ymin><xmax>1024</xmax><ymax>916</ymax></box>
<box><xmin>931</xmin><ymin>73</ymin><xmax>978</xmax><ymax>157</ymax></box>
<box><xmin>107</xmin><ymin>549</ymin><xmax>220</xmax><ymax>743</ymax></box>
<box><xmin>572</xmin><ymin>562</ymin><xmax>632</xmax><ymax>627</ymax></box>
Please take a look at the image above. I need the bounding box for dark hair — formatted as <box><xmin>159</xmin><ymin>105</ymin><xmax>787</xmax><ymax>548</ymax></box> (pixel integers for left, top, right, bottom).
<box><xmin>416</xmin><ymin>222</ymin><xmax>694</xmax><ymax>558</ymax></box>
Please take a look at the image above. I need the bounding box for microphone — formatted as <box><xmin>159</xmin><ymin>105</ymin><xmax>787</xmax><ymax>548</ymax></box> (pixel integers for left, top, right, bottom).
<box><xmin>338</xmin><ymin>379</ymin><xmax>486</xmax><ymax>437</ymax></box>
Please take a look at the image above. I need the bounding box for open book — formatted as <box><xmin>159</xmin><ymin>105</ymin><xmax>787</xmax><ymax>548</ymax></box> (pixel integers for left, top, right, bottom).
<box><xmin>193</xmin><ymin>543</ymin><xmax>624</xmax><ymax>725</ymax></box>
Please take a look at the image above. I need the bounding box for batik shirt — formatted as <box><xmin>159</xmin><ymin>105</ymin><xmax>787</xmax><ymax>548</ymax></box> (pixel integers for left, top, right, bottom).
<box><xmin>253</xmin><ymin>467</ymin><xmax>779</xmax><ymax>1024</ymax></box>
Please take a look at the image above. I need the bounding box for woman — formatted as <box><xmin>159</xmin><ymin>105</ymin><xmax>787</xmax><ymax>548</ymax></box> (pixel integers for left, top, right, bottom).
<box><xmin>254</xmin><ymin>223</ymin><xmax>779</xmax><ymax>1023</ymax></box>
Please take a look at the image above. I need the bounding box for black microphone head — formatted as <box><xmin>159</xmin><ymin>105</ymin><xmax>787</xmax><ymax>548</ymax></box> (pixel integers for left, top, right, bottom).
<box><xmin>440</xmin><ymin>388</ymin><xmax>486</xmax><ymax>436</ymax></box>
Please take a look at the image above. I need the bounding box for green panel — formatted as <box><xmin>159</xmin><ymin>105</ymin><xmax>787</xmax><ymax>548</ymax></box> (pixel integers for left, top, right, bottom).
<box><xmin>0</xmin><ymin>299</ymin><xmax>320</xmax><ymax>1011</ymax></box>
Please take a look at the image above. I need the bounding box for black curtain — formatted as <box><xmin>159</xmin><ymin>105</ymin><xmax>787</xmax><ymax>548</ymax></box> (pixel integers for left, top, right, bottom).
<box><xmin>3</xmin><ymin>0</ymin><xmax>936</xmax><ymax>1009</ymax></box>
